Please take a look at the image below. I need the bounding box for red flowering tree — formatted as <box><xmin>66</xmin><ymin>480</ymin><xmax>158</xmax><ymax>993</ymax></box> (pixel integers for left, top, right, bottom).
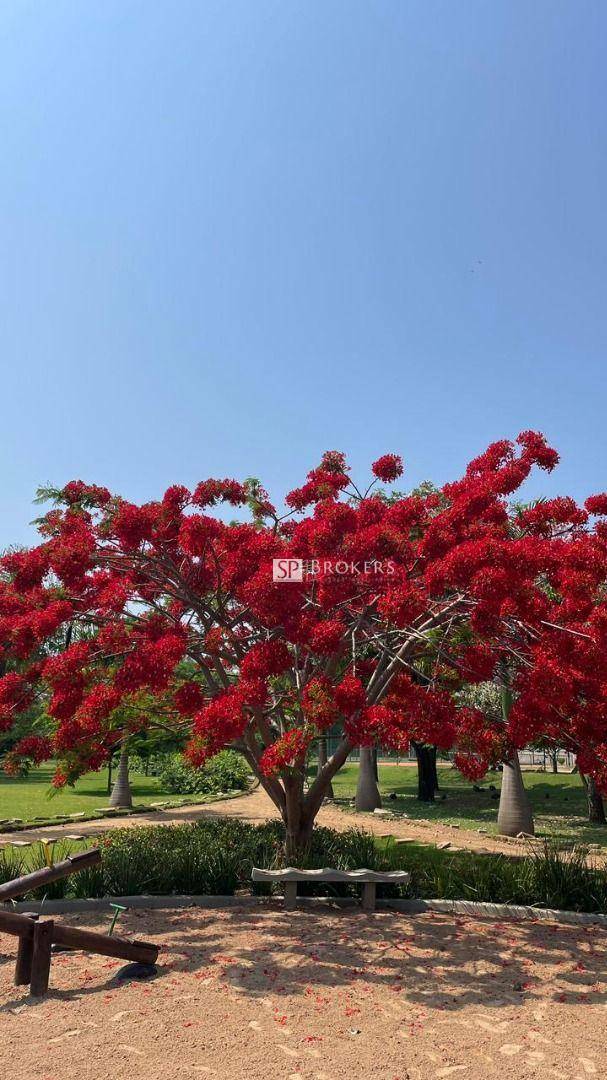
<box><xmin>1</xmin><ymin>433</ymin><xmax>607</xmax><ymax>854</ymax></box>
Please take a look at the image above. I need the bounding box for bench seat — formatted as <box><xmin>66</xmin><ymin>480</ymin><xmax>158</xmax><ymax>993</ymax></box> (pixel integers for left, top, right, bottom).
<box><xmin>251</xmin><ymin>867</ymin><xmax>410</xmax><ymax>911</ymax></box>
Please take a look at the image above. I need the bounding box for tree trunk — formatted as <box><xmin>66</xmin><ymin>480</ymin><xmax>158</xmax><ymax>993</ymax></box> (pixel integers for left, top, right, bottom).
<box><xmin>106</xmin><ymin>752</ymin><xmax>113</xmax><ymax>797</ymax></box>
<box><xmin>316</xmin><ymin>738</ymin><xmax>334</xmax><ymax>799</ymax></box>
<box><xmin>355</xmin><ymin>746</ymin><xmax>382</xmax><ymax>811</ymax></box>
<box><xmin>284</xmin><ymin>818</ymin><xmax>314</xmax><ymax>863</ymax></box>
<box><xmin>109</xmin><ymin>742</ymin><xmax>133</xmax><ymax>808</ymax></box>
<box><xmin>243</xmin><ymin>733</ymin><xmax>353</xmax><ymax>861</ymax></box>
<box><xmin>283</xmin><ymin>771</ymin><xmax>313</xmax><ymax>862</ymax></box>
<box><xmin>431</xmin><ymin>749</ymin><xmax>440</xmax><ymax>792</ymax></box>
<box><xmin>550</xmin><ymin>749</ymin><xmax>559</xmax><ymax>774</ymax></box>
<box><xmin>496</xmin><ymin>683</ymin><xmax>534</xmax><ymax>837</ymax></box>
<box><xmin>585</xmin><ymin>774</ymin><xmax>606</xmax><ymax>824</ymax></box>
<box><xmin>413</xmin><ymin>742</ymin><xmax>438</xmax><ymax>802</ymax></box>
<box><xmin>372</xmin><ymin>747</ymin><xmax>379</xmax><ymax>781</ymax></box>
<box><xmin>497</xmin><ymin>753</ymin><xmax>534</xmax><ymax>836</ymax></box>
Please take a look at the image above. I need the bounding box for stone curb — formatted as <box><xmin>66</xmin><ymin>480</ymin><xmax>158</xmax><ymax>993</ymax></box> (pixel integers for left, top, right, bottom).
<box><xmin>5</xmin><ymin>893</ymin><xmax>607</xmax><ymax>926</ymax></box>
<box><xmin>5</xmin><ymin>895</ymin><xmax>259</xmax><ymax>914</ymax></box>
<box><xmin>390</xmin><ymin>898</ymin><xmax>607</xmax><ymax>926</ymax></box>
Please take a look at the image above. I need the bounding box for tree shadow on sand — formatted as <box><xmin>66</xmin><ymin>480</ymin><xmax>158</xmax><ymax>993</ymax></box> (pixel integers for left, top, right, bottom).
<box><xmin>148</xmin><ymin>903</ymin><xmax>607</xmax><ymax>1012</ymax></box>
<box><xmin>1</xmin><ymin>903</ymin><xmax>605</xmax><ymax>1013</ymax></box>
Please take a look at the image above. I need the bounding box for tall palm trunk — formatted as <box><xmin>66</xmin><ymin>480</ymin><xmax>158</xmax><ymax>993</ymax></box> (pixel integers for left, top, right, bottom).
<box><xmin>355</xmin><ymin>746</ymin><xmax>382</xmax><ymax>811</ymax></box>
<box><xmin>497</xmin><ymin>753</ymin><xmax>535</xmax><ymax>836</ymax></box>
<box><xmin>497</xmin><ymin>684</ymin><xmax>534</xmax><ymax>836</ymax></box>
<box><xmin>109</xmin><ymin>741</ymin><xmax>133</xmax><ymax>809</ymax></box>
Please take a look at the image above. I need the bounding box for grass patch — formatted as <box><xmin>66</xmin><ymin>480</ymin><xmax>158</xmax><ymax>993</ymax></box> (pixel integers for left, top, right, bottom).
<box><xmin>0</xmin><ymin>762</ymin><xmax>248</xmax><ymax>828</ymax></box>
<box><xmin>0</xmin><ymin>764</ymin><xmax>167</xmax><ymax>823</ymax></box>
<box><xmin>327</xmin><ymin>763</ymin><xmax>606</xmax><ymax>846</ymax></box>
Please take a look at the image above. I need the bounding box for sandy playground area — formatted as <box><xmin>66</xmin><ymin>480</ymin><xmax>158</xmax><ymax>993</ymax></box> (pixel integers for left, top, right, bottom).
<box><xmin>1</xmin><ymin>904</ymin><xmax>606</xmax><ymax>1080</ymax></box>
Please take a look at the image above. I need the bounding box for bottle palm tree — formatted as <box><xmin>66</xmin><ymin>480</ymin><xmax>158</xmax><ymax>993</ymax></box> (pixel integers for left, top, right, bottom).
<box><xmin>109</xmin><ymin>739</ymin><xmax>133</xmax><ymax>809</ymax></box>
<box><xmin>497</xmin><ymin>681</ymin><xmax>534</xmax><ymax>836</ymax></box>
<box><xmin>355</xmin><ymin>745</ymin><xmax>382</xmax><ymax>810</ymax></box>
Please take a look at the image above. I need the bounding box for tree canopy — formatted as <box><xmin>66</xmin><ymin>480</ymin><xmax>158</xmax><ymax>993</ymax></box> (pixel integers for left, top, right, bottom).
<box><xmin>1</xmin><ymin>431</ymin><xmax>607</xmax><ymax>851</ymax></box>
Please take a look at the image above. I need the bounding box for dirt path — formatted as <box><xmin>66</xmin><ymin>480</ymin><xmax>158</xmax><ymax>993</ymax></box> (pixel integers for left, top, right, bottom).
<box><xmin>1</xmin><ymin>904</ymin><xmax>606</xmax><ymax>1079</ymax></box>
<box><xmin>0</xmin><ymin>787</ymin><xmax>531</xmax><ymax>858</ymax></box>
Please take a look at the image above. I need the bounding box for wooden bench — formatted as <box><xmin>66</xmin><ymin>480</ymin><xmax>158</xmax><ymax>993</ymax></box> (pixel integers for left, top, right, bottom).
<box><xmin>251</xmin><ymin>867</ymin><xmax>410</xmax><ymax>912</ymax></box>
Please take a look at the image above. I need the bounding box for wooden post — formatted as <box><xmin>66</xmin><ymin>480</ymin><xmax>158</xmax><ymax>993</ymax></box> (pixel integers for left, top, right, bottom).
<box><xmin>14</xmin><ymin>913</ymin><xmax>39</xmax><ymax>985</ymax></box>
<box><xmin>30</xmin><ymin>919</ymin><xmax>54</xmax><ymax>997</ymax></box>
<box><xmin>283</xmin><ymin>881</ymin><xmax>298</xmax><ymax>911</ymax></box>
<box><xmin>361</xmin><ymin>883</ymin><xmax>376</xmax><ymax>912</ymax></box>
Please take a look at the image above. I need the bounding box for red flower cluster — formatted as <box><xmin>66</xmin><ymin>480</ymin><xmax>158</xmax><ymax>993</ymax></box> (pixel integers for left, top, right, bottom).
<box><xmin>192</xmin><ymin>479</ymin><xmax>248</xmax><ymax>508</ymax></box>
<box><xmin>260</xmin><ymin>728</ymin><xmax>312</xmax><ymax>775</ymax></box>
<box><xmin>371</xmin><ymin>454</ymin><xmax>404</xmax><ymax>483</ymax></box>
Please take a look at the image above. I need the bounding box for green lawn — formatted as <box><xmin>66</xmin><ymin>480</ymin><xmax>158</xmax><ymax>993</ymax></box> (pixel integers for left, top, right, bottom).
<box><xmin>327</xmin><ymin>762</ymin><xmax>607</xmax><ymax>846</ymax></box>
<box><xmin>0</xmin><ymin>764</ymin><xmax>168</xmax><ymax>823</ymax></box>
<box><xmin>1</xmin><ymin>759</ymin><xmax>603</xmax><ymax>849</ymax></box>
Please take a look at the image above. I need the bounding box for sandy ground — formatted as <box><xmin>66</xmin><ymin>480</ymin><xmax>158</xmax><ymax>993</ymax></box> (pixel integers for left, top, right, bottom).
<box><xmin>0</xmin><ymin>787</ymin><xmax>532</xmax><ymax>859</ymax></box>
<box><xmin>1</xmin><ymin>904</ymin><xmax>605</xmax><ymax>1080</ymax></box>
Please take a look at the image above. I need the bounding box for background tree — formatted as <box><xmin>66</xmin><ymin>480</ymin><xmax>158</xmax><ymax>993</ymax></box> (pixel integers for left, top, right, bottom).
<box><xmin>578</xmin><ymin>763</ymin><xmax>607</xmax><ymax>825</ymax></box>
<box><xmin>458</xmin><ymin>679</ymin><xmax>534</xmax><ymax>836</ymax></box>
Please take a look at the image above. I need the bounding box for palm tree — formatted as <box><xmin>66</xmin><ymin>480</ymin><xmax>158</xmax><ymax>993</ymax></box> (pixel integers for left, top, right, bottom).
<box><xmin>460</xmin><ymin>677</ymin><xmax>535</xmax><ymax>837</ymax></box>
<box><xmin>355</xmin><ymin>745</ymin><xmax>382</xmax><ymax>810</ymax></box>
<box><xmin>109</xmin><ymin>739</ymin><xmax>133</xmax><ymax>809</ymax></box>
<box><xmin>496</xmin><ymin>683</ymin><xmax>534</xmax><ymax>836</ymax></box>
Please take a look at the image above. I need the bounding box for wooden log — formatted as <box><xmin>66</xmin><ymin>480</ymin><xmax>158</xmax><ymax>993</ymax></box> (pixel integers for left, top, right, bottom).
<box><xmin>30</xmin><ymin>919</ymin><xmax>53</xmax><ymax>996</ymax></box>
<box><xmin>1</xmin><ymin>897</ymin><xmax>157</xmax><ymax>967</ymax></box>
<box><xmin>0</xmin><ymin>908</ymin><xmax>36</xmax><ymax>938</ymax></box>
<box><xmin>14</xmin><ymin>913</ymin><xmax>39</xmax><ymax>985</ymax></box>
<box><xmin>52</xmin><ymin>924</ymin><xmax>158</xmax><ymax>965</ymax></box>
<box><xmin>0</xmin><ymin>848</ymin><xmax>101</xmax><ymax>902</ymax></box>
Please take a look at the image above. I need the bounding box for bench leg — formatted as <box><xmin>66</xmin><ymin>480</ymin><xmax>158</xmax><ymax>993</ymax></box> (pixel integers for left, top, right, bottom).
<box><xmin>362</xmin><ymin>883</ymin><xmax>376</xmax><ymax>912</ymax></box>
<box><xmin>283</xmin><ymin>882</ymin><xmax>298</xmax><ymax>911</ymax></box>
<box><xmin>30</xmin><ymin>919</ymin><xmax>53</xmax><ymax>997</ymax></box>
<box><xmin>14</xmin><ymin>913</ymin><xmax>39</xmax><ymax>986</ymax></box>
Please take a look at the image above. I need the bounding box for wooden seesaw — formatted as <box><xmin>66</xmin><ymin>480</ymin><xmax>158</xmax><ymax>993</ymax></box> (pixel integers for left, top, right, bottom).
<box><xmin>0</xmin><ymin>848</ymin><xmax>159</xmax><ymax>996</ymax></box>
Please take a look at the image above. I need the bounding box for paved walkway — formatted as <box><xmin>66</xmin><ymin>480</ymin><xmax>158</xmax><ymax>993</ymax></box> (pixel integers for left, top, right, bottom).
<box><xmin>0</xmin><ymin>786</ymin><xmax>531</xmax><ymax>858</ymax></box>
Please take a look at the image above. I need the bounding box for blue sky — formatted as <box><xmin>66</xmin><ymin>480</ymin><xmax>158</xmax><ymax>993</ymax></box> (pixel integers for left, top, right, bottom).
<box><xmin>1</xmin><ymin>1</ymin><xmax>605</xmax><ymax>546</ymax></box>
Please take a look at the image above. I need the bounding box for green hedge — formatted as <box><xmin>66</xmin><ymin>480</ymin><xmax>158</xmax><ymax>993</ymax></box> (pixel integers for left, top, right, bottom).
<box><xmin>1</xmin><ymin>821</ymin><xmax>607</xmax><ymax>913</ymax></box>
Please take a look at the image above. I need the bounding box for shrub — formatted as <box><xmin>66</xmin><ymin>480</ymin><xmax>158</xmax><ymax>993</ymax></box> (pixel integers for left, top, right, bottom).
<box><xmin>80</xmin><ymin>819</ymin><xmax>285</xmax><ymax>897</ymax></box>
<box><xmin>156</xmin><ymin>750</ymin><xmax>250</xmax><ymax>796</ymax></box>
<box><xmin>3</xmin><ymin>823</ymin><xmax>607</xmax><ymax>913</ymax></box>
